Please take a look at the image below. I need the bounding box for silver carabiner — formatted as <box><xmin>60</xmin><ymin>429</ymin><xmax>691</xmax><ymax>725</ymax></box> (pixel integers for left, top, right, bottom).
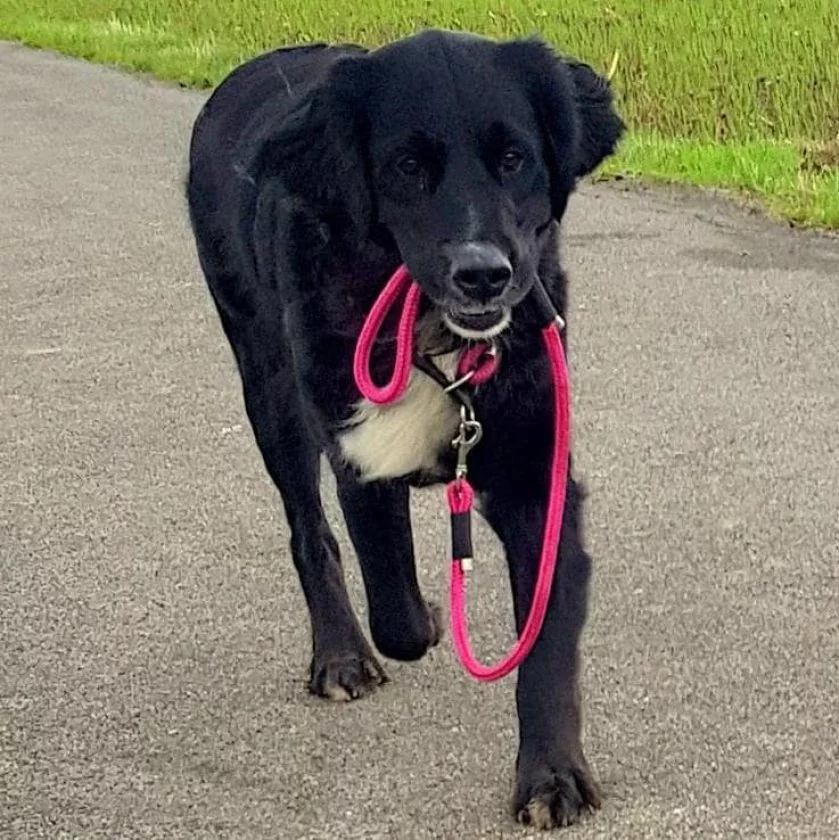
<box><xmin>443</xmin><ymin>368</ymin><xmax>476</xmax><ymax>394</ymax></box>
<box><xmin>452</xmin><ymin>404</ymin><xmax>483</xmax><ymax>479</ymax></box>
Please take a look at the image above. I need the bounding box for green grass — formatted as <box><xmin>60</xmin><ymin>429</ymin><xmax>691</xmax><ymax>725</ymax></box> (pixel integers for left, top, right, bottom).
<box><xmin>2</xmin><ymin>0</ymin><xmax>838</xmax><ymax>227</ymax></box>
<box><xmin>603</xmin><ymin>134</ymin><xmax>839</xmax><ymax>229</ymax></box>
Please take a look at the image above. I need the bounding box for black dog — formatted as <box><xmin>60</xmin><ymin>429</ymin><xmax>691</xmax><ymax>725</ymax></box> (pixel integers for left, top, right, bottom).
<box><xmin>186</xmin><ymin>29</ymin><xmax>623</xmax><ymax>829</ymax></box>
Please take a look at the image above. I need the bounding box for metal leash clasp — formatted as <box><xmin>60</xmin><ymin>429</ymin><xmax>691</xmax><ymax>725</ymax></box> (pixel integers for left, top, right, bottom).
<box><xmin>450</xmin><ymin>404</ymin><xmax>482</xmax><ymax>573</ymax></box>
<box><xmin>452</xmin><ymin>404</ymin><xmax>483</xmax><ymax>480</ymax></box>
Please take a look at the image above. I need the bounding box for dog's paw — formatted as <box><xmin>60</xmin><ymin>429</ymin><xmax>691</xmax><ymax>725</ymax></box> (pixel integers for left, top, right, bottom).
<box><xmin>369</xmin><ymin>598</ymin><xmax>443</xmax><ymax>662</ymax></box>
<box><xmin>308</xmin><ymin>651</ymin><xmax>387</xmax><ymax>702</ymax></box>
<box><xmin>514</xmin><ymin>758</ymin><xmax>602</xmax><ymax>830</ymax></box>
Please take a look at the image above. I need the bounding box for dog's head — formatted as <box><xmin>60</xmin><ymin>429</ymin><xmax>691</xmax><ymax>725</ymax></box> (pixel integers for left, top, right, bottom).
<box><xmin>257</xmin><ymin>30</ymin><xmax>624</xmax><ymax>339</ymax></box>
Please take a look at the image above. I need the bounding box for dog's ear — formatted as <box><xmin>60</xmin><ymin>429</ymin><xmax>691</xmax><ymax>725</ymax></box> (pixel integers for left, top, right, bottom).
<box><xmin>237</xmin><ymin>53</ymin><xmax>373</xmax><ymax>240</ymax></box>
<box><xmin>497</xmin><ymin>38</ymin><xmax>625</xmax><ymax>218</ymax></box>
<box><xmin>564</xmin><ymin>59</ymin><xmax>626</xmax><ymax>178</ymax></box>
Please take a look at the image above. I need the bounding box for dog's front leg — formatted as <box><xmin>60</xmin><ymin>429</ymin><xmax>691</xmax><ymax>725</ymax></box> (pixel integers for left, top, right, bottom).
<box><xmin>332</xmin><ymin>465</ymin><xmax>443</xmax><ymax>663</ymax></box>
<box><xmin>482</xmin><ymin>474</ymin><xmax>601</xmax><ymax>829</ymax></box>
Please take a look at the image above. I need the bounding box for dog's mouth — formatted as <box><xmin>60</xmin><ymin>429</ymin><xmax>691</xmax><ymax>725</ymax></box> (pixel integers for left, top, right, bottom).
<box><xmin>443</xmin><ymin>308</ymin><xmax>511</xmax><ymax>340</ymax></box>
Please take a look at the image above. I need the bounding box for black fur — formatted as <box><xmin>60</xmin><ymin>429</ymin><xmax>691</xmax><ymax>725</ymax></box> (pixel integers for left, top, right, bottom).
<box><xmin>186</xmin><ymin>29</ymin><xmax>623</xmax><ymax>829</ymax></box>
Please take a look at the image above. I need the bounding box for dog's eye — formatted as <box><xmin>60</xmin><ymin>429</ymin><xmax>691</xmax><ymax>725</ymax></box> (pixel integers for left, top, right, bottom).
<box><xmin>396</xmin><ymin>155</ymin><xmax>422</xmax><ymax>176</ymax></box>
<box><xmin>499</xmin><ymin>149</ymin><xmax>524</xmax><ymax>174</ymax></box>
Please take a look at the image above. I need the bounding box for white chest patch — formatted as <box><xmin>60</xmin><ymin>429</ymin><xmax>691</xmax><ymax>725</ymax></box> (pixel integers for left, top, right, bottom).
<box><xmin>339</xmin><ymin>352</ymin><xmax>460</xmax><ymax>481</ymax></box>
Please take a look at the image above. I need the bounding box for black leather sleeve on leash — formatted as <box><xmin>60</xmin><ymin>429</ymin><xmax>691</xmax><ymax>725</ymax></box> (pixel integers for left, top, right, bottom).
<box><xmin>450</xmin><ymin>511</ymin><xmax>473</xmax><ymax>560</ymax></box>
<box><xmin>531</xmin><ymin>279</ymin><xmax>560</xmax><ymax>328</ymax></box>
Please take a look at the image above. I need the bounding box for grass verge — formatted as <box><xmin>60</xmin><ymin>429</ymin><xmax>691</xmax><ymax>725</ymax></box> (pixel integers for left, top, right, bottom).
<box><xmin>1</xmin><ymin>0</ymin><xmax>837</xmax><ymax>228</ymax></box>
<box><xmin>601</xmin><ymin>135</ymin><xmax>839</xmax><ymax>229</ymax></box>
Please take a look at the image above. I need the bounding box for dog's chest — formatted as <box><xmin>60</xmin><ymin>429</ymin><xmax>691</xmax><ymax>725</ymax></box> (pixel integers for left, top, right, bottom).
<box><xmin>339</xmin><ymin>353</ymin><xmax>460</xmax><ymax>481</ymax></box>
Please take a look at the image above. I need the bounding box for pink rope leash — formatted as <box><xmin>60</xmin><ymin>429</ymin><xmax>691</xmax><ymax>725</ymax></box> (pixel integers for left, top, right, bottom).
<box><xmin>448</xmin><ymin>322</ymin><xmax>568</xmax><ymax>680</ymax></box>
<box><xmin>352</xmin><ymin>265</ymin><xmax>422</xmax><ymax>405</ymax></box>
<box><xmin>457</xmin><ymin>342</ymin><xmax>500</xmax><ymax>385</ymax></box>
<box><xmin>352</xmin><ymin>265</ymin><xmax>570</xmax><ymax>682</ymax></box>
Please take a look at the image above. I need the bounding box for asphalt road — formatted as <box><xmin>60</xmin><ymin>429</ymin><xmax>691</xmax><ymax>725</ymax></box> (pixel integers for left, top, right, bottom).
<box><xmin>2</xmin><ymin>42</ymin><xmax>838</xmax><ymax>840</ymax></box>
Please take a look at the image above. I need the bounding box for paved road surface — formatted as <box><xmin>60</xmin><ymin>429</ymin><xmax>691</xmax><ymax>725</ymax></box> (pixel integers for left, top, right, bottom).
<box><xmin>2</xmin><ymin>42</ymin><xmax>838</xmax><ymax>839</ymax></box>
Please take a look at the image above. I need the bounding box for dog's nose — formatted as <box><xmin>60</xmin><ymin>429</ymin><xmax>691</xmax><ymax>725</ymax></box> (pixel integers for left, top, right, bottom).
<box><xmin>449</xmin><ymin>243</ymin><xmax>512</xmax><ymax>303</ymax></box>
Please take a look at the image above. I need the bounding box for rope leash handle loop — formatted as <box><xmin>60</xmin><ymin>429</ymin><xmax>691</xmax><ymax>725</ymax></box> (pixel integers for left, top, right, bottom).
<box><xmin>447</xmin><ymin>321</ymin><xmax>570</xmax><ymax>682</ymax></box>
<box><xmin>352</xmin><ymin>265</ymin><xmax>421</xmax><ymax>405</ymax></box>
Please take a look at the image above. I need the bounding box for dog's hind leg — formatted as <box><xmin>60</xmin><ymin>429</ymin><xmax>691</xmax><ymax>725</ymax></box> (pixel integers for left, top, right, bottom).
<box><xmin>237</xmin><ymin>338</ymin><xmax>387</xmax><ymax>701</ymax></box>
<box><xmin>332</xmin><ymin>467</ymin><xmax>442</xmax><ymax>662</ymax></box>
